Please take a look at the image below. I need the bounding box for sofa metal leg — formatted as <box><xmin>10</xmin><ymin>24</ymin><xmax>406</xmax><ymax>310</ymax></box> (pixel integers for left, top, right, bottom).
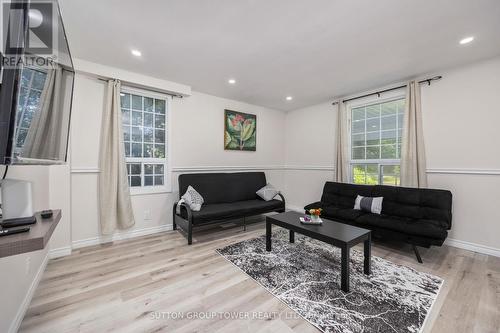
<box><xmin>412</xmin><ymin>244</ymin><xmax>423</xmax><ymax>263</ymax></box>
<box><xmin>187</xmin><ymin>220</ymin><xmax>193</xmax><ymax>245</ymax></box>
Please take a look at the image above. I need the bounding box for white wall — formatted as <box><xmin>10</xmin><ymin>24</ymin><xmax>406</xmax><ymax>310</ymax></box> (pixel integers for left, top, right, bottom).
<box><xmin>283</xmin><ymin>56</ymin><xmax>500</xmax><ymax>252</ymax></box>
<box><xmin>69</xmin><ymin>71</ymin><xmax>286</xmax><ymax>246</ymax></box>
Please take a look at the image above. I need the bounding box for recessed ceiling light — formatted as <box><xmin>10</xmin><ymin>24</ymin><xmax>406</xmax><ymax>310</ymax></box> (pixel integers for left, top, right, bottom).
<box><xmin>131</xmin><ymin>49</ymin><xmax>142</xmax><ymax>57</ymax></box>
<box><xmin>459</xmin><ymin>36</ymin><xmax>474</xmax><ymax>45</ymax></box>
<box><xmin>228</xmin><ymin>79</ymin><xmax>236</xmax><ymax>84</ymax></box>
<box><xmin>286</xmin><ymin>96</ymin><xmax>293</xmax><ymax>101</ymax></box>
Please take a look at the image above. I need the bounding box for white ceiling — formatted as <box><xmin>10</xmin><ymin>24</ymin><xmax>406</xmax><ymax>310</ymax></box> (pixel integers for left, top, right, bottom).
<box><xmin>59</xmin><ymin>0</ymin><xmax>500</xmax><ymax>111</ymax></box>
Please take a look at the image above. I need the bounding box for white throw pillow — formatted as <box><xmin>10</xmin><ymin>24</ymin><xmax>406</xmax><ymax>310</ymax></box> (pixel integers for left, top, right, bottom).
<box><xmin>354</xmin><ymin>195</ymin><xmax>383</xmax><ymax>214</ymax></box>
<box><xmin>256</xmin><ymin>183</ymin><xmax>279</xmax><ymax>201</ymax></box>
<box><xmin>182</xmin><ymin>186</ymin><xmax>204</xmax><ymax>211</ymax></box>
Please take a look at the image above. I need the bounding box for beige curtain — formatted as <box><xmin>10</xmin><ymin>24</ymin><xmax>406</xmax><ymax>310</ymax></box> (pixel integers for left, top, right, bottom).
<box><xmin>23</xmin><ymin>66</ymin><xmax>68</xmax><ymax>160</ymax></box>
<box><xmin>99</xmin><ymin>80</ymin><xmax>135</xmax><ymax>234</ymax></box>
<box><xmin>400</xmin><ymin>80</ymin><xmax>428</xmax><ymax>188</ymax></box>
<box><xmin>335</xmin><ymin>101</ymin><xmax>349</xmax><ymax>182</ymax></box>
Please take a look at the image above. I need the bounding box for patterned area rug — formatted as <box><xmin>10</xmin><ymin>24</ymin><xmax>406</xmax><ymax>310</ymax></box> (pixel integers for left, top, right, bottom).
<box><xmin>216</xmin><ymin>229</ymin><xmax>443</xmax><ymax>333</ymax></box>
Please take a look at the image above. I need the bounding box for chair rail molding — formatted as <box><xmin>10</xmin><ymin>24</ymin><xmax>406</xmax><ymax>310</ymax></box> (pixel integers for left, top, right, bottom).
<box><xmin>426</xmin><ymin>168</ymin><xmax>500</xmax><ymax>176</ymax></box>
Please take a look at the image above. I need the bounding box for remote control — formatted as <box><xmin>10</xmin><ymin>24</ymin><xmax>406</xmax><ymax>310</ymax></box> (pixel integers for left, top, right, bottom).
<box><xmin>41</xmin><ymin>210</ymin><xmax>53</xmax><ymax>219</ymax></box>
<box><xmin>0</xmin><ymin>227</ymin><xmax>30</xmax><ymax>237</ymax></box>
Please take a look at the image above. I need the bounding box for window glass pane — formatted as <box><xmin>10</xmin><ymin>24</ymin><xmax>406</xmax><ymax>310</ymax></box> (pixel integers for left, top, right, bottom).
<box><xmin>381</xmin><ymin>145</ymin><xmax>397</xmax><ymax>159</ymax></box>
<box><xmin>144</xmin><ymin>164</ymin><xmax>154</xmax><ymax>174</ymax></box>
<box><xmin>144</xmin><ymin>176</ymin><xmax>154</xmax><ymax>186</ymax></box>
<box><xmin>32</xmin><ymin>71</ymin><xmax>46</xmax><ymax>90</ymax></box>
<box><xmin>132</xmin><ymin>164</ymin><xmax>141</xmax><ymax>175</ymax></box>
<box><xmin>123</xmin><ymin>126</ymin><xmax>130</xmax><ymax>141</ymax></box>
<box><xmin>144</xmin><ymin>144</ymin><xmax>153</xmax><ymax>157</ymax></box>
<box><xmin>132</xmin><ymin>95</ymin><xmax>142</xmax><ymax>110</ymax></box>
<box><xmin>352</xmin><ymin>147</ymin><xmax>365</xmax><ymax>160</ymax></box>
<box><xmin>381</xmin><ymin>115</ymin><xmax>397</xmax><ymax>130</ymax></box>
<box><xmin>352</xmin><ymin>120</ymin><xmax>365</xmax><ymax>134</ymax></box>
<box><xmin>366</xmin><ymin>118</ymin><xmax>379</xmax><ymax>132</ymax></box>
<box><xmin>132</xmin><ymin>127</ymin><xmax>142</xmax><ymax>142</ymax></box>
<box><xmin>122</xmin><ymin>109</ymin><xmax>130</xmax><ymax>125</ymax></box>
<box><xmin>397</xmin><ymin>144</ymin><xmax>401</xmax><ymax>158</ymax></box>
<box><xmin>352</xmin><ymin>164</ymin><xmax>366</xmax><ymax>185</ymax></box>
<box><xmin>352</xmin><ymin>133</ymin><xmax>365</xmax><ymax>147</ymax></box>
<box><xmin>352</xmin><ymin>107</ymin><xmax>365</xmax><ymax>121</ymax></box>
<box><xmin>366</xmin><ymin>174</ymin><xmax>379</xmax><ymax>185</ymax></box>
<box><xmin>154</xmin><ymin>176</ymin><xmax>164</xmax><ymax>186</ymax></box>
<box><xmin>155</xmin><ymin>99</ymin><xmax>165</xmax><ymax>114</ymax></box>
<box><xmin>130</xmin><ymin>176</ymin><xmax>141</xmax><ymax>187</ymax></box>
<box><xmin>132</xmin><ymin>111</ymin><xmax>142</xmax><ymax>126</ymax></box>
<box><xmin>381</xmin><ymin>101</ymin><xmax>398</xmax><ymax>116</ymax></box>
<box><xmin>366</xmin><ymin>104</ymin><xmax>380</xmax><ymax>118</ymax></box>
<box><xmin>366</xmin><ymin>164</ymin><xmax>378</xmax><ymax>174</ymax></box>
<box><xmin>382</xmin><ymin>165</ymin><xmax>400</xmax><ymax>186</ymax></box>
<box><xmin>155</xmin><ymin>114</ymin><xmax>165</xmax><ymax>129</ymax></box>
<box><xmin>397</xmin><ymin>99</ymin><xmax>405</xmax><ymax>114</ymax></box>
<box><xmin>124</xmin><ymin>142</ymin><xmax>130</xmax><ymax>157</ymax></box>
<box><xmin>16</xmin><ymin>129</ymin><xmax>28</xmax><ymax>147</ymax></box>
<box><xmin>398</xmin><ymin>114</ymin><xmax>404</xmax><ymax>129</ymax></box>
<box><xmin>144</xmin><ymin>97</ymin><xmax>154</xmax><ymax>112</ymax></box>
<box><xmin>154</xmin><ymin>144</ymin><xmax>165</xmax><ymax>158</ymax></box>
<box><xmin>144</xmin><ymin>113</ymin><xmax>153</xmax><ymax>127</ymax></box>
<box><xmin>366</xmin><ymin>131</ymin><xmax>380</xmax><ymax>145</ymax></box>
<box><xmin>143</xmin><ymin>128</ymin><xmax>153</xmax><ymax>142</ymax></box>
<box><xmin>381</xmin><ymin>130</ymin><xmax>397</xmax><ymax>144</ymax></box>
<box><xmin>154</xmin><ymin>164</ymin><xmax>164</xmax><ymax>175</ymax></box>
<box><xmin>366</xmin><ymin>146</ymin><xmax>380</xmax><ymax>159</ymax></box>
<box><xmin>121</xmin><ymin>93</ymin><xmax>130</xmax><ymax>108</ymax></box>
<box><xmin>132</xmin><ymin>143</ymin><xmax>142</xmax><ymax>157</ymax></box>
<box><xmin>155</xmin><ymin>129</ymin><xmax>165</xmax><ymax>144</ymax></box>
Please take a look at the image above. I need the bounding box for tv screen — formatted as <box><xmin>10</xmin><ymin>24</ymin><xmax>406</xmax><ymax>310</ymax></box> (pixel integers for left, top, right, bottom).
<box><xmin>0</xmin><ymin>0</ymin><xmax>74</xmax><ymax>165</ymax></box>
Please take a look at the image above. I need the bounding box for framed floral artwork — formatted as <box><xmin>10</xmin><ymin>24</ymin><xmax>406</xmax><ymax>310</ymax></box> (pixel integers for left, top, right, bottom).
<box><xmin>224</xmin><ymin>109</ymin><xmax>256</xmax><ymax>151</ymax></box>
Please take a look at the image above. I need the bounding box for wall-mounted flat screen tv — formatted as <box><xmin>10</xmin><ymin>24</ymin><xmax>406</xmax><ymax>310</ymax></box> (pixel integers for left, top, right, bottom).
<box><xmin>0</xmin><ymin>0</ymin><xmax>74</xmax><ymax>165</ymax></box>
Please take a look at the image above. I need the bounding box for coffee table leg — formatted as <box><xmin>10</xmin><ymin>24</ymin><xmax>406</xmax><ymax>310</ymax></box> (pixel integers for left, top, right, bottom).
<box><xmin>266</xmin><ymin>221</ymin><xmax>272</xmax><ymax>251</ymax></box>
<box><xmin>341</xmin><ymin>245</ymin><xmax>350</xmax><ymax>292</ymax></box>
<box><xmin>364</xmin><ymin>235</ymin><xmax>371</xmax><ymax>275</ymax></box>
<box><xmin>289</xmin><ymin>230</ymin><xmax>295</xmax><ymax>243</ymax></box>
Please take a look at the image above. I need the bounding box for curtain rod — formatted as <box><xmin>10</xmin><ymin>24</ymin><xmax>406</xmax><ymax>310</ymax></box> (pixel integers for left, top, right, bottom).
<box><xmin>96</xmin><ymin>77</ymin><xmax>184</xmax><ymax>99</ymax></box>
<box><xmin>331</xmin><ymin>76</ymin><xmax>442</xmax><ymax>105</ymax></box>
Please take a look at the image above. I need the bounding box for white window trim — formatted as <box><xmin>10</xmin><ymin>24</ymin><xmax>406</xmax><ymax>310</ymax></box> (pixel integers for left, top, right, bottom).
<box><xmin>347</xmin><ymin>91</ymin><xmax>405</xmax><ymax>184</ymax></box>
<box><xmin>121</xmin><ymin>85</ymin><xmax>173</xmax><ymax>196</ymax></box>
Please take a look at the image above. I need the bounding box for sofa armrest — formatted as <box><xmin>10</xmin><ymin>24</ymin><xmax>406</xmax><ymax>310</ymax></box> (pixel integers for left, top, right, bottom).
<box><xmin>304</xmin><ymin>201</ymin><xmax>324</xmax><ymax>213</ymax></box>
<box><xmin>276</xmin><ymin>192</ymin><xmax>286</xmax><ymax>206</ymax></box>
<box><xmin>173</xmin><ymin>201</ymin><xmax>193</xmax><ymax>221</ymax></box>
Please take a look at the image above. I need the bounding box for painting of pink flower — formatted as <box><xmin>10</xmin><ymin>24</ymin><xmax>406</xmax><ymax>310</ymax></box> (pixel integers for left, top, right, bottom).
<box><xmin>224</xmin><ymin>109</ymin><xmax>256</xmax><ymax>151</ymax></box>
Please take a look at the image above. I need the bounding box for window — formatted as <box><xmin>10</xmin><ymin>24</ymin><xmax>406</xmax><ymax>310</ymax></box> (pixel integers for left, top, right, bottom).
<box><xmin>350</xmin><ymin>98</ymin><xmax>404</xmax><ymax>185</ymax></box>
<box><xmin>120</xmin><ymin>87</ymin><xmax>170</xmax><ymax>194</ymax></box>
<box><xmin>14</xmin><ymin>68</ymin><xmax>48</xmax><ymax>154</ymax></box>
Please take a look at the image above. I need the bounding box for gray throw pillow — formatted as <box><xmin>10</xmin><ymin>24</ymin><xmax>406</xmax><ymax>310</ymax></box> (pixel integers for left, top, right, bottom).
<box><xmin>182</xmin><ymin>185</ymin><xmax>204</xmax><ymax>211</ymax></box>
<box><xmin>256</xmin><ymin>183</ymin><xmax>279</xmax><ymax>201</ymax></box>
<box><xmin>354</xmin><ymin>195</ymin><xmax>383</xmax><ymax>214</ymax></box>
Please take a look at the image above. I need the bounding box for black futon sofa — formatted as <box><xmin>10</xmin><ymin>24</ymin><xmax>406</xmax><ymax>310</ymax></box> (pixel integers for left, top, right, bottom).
<box><xmin>304</xmin><ymin>182</ymin><xmax>452</xmax><ymax>262</ymax></box>
<box><xmin>173</xmin><ymin>172</ymin><xmax>285</xmax><ymax>244</ymax></box>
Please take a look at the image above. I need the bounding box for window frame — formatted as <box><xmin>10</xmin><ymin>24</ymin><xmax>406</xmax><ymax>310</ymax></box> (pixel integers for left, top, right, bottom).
<box><xmin>121</xmin><ymin>85</ymin><xmax>172</xmax><ymax>195</ymax></box>
<box><xmin>347</xmin><ymin>91</ymin><xmax>405</xmax><ymax>186</ymax></box>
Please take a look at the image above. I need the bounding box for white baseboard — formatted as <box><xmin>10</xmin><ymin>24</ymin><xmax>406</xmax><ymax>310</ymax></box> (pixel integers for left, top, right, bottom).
<box><xmin>9</xmin><ymin>252</ymin><xmax>49</xmax><ymax>333</ymax></box>
<box><xmin>72</xmin><ymin>224</ymin><xmax>173</xmax><ymax>249</ymax></box>
<box><xmin>48</xmin><ymin>246</ymin><xmax>72</xmax><ymax>259</ymax></box>
<box><xmin>445</xmin><ymin>238</ymin><xmax>500</xmax><ymax>258</ymax></box>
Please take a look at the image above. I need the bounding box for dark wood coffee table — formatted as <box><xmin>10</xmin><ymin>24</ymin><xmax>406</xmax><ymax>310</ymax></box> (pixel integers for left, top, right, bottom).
<box><xmin>266</xmin><ymin>211</ymin><xmax>371</xmax><ymax>292</ymax></box>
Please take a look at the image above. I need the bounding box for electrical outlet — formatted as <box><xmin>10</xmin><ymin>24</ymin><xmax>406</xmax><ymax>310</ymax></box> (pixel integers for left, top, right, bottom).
<box><xmin>25</xmin><ymin>256</ymin><xmax>31</xmax><ymax>276</ymax></box>
<box><xmin>144</xmin><ymin>210</ymin><xmax>152</xmax><ymax>221</ymax></box>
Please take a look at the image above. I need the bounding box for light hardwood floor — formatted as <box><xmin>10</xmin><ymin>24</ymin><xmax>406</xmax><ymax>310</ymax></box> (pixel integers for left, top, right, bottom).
<box><xmin>20</xmin><ymin>219</ymin><xmax>500</xmax><ymax>333</ymax></box>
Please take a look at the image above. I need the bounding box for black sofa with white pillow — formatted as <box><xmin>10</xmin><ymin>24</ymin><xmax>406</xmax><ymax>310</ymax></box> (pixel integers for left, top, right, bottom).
<box><xmin>173</xmin><ymin>172</ymin><xmax>285</xmax><ymax>244</ymax></box>
<box><xmin>304</xmin><ymin>182</ymin><xmax>452</xmax><ymax>262</ymax></box>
